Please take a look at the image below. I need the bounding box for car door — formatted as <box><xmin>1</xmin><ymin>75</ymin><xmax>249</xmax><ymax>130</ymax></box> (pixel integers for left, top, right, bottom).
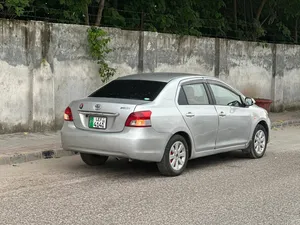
<box><xmin>207</xmin><ymin>81</ymin><xmax>252</xmax><ymax>149</ymax></box>
<box><xmin>176</xmin><ymin>80</ymin><xmax>219</xmax><ymax>152</ymax></box>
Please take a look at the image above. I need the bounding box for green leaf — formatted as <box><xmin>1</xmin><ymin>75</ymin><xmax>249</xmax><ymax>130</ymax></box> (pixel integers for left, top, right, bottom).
<box><xmin>5</xmin><ymin>0</ymin><xmax>31</xmax><ymax>16</ymax></box>
<box><xmin>87</xmin><ymin>27</ymin><xmax>115</xmax><ymax>83</ymax></box>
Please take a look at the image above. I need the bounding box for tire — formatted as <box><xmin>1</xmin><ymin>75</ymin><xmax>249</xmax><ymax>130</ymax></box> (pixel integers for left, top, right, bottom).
<box><xmin>157</xmin><ymin>135</ymin><xmax>189</xmax><ymax>176</ymax></box>
<box><xmin>80</xmin><ymin>153</ymin><xmax>109</xmax><ymax>166</ymax></box>
<box><xmin>243</xmin><ymin>124</ymin><xmax>268</xmax><ymax>159</ymax></box>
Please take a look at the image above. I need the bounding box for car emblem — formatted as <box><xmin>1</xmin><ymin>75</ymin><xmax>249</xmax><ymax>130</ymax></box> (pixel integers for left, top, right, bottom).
<box><xmin>79</xmin><ymin>103</ymin><xmax>84</xmax><ymax>109</ymax></box>
<box><xmin>94</xmin><ymin>104</ymin><xmax>101</xmax><ymax>111</ymax></box>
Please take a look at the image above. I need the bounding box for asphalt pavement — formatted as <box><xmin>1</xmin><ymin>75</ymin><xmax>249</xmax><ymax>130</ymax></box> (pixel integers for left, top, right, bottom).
<box><xmin>0</xmin><ymin>126</ymin><xmax>300</xmax><ymax>225</ymax></box>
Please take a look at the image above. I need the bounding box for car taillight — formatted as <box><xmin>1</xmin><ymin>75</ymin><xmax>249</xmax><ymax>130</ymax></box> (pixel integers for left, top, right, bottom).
<box><xmin>64</xmin><ymin>106</ymin><xmax>73</xmax><ymax>121</ymax></box>
<box><xmin>125</xmin><ymin>111</ymin><xmax>152</xmax><ymax>127</ymax></box>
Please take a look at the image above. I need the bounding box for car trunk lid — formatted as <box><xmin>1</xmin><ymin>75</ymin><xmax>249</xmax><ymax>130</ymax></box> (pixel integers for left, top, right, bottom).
<box><xmin>71</xmin><ymin>98</ymin><xmax>147</xmax><ymax>133</ymax></box>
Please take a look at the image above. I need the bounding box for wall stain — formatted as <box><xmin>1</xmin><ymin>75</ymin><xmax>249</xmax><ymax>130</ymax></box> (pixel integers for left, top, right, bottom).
<box><xmin>0</xmin><ymin>120</ymin><xmax>56</xmax><ymax>134</ymax></box>
<box><xmin>41</xmin><ymin>22</ymin><xmax>54</xmax><ymax>73</ymax></box>
<box><xmin>0</xmin><ymin>122</ymin><xmax>29</xmax><ymax>135</ymax></box>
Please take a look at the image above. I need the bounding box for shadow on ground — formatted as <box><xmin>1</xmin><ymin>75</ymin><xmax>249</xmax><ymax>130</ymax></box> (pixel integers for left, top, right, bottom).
<box><xmin>66</xmin><ymin>150</ymin><xmax>250</xmax><ymax>179</ymax></box>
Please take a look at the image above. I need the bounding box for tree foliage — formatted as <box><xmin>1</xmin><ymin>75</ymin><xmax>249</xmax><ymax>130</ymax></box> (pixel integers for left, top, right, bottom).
<box><xmin>87</xmin><ymin>27</ymin><xmax>115</xmax><ymax>82</ymax></box>
<box><xmin>2</xmin><ymin>0</ymin><xmax>32</xmax><ymax>16</ymax></box>
<box><xmin>1</xmin><ymin>0</ymin><xmax>300</xmax><ymax>44</ymax></box>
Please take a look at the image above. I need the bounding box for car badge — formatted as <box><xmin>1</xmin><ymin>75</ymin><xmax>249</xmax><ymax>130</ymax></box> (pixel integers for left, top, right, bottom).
<box><xmin>94</xmin><ymin>104</ymin><xmax>101</xmax><ymax>111</ymax></box>
<box><xmin>79</xmin><ymin>103</ymin><xmax>84</xmax><ymax>109</ymax></box>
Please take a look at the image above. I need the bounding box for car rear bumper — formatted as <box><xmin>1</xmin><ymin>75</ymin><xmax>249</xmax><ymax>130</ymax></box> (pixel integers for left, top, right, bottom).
<box><xmin>61</xmin><ymin>122</ymin><xmax>170</xmax><ymax>162</ymax></box>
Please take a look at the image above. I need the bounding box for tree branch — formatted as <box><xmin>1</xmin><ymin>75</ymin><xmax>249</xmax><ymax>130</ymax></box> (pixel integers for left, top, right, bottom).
<box><xmin>256</xmin><ymin>0</ymin><xmax>268</xmax><ymax>21</ymax></box>
<box><xmin>95</xmin><ymin>0</ymin><xmax>105</xmax><ymax>26</ymax></box>
<box><xmin>295</xmin><ymin>18</ymin><xmax>298</xmax><ymax>43</ymax></box>
<box><xmin>85</xmin><ymin>3</ymin><xmax>89</xmax><ymax>25</ymax></box>
<box><xmin>234</xmin><ymin>0</ymin><xmax>237</xmax><ymax>30</ymax></box>
<box><xmin>261</xmin><ymin>14</ymin><xmax>270</xmax><ymax>25</ymax></box>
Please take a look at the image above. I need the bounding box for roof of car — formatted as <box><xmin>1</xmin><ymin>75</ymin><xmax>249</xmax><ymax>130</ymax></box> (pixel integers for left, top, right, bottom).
<box><xmin>117</xmin><ymin>72</ymin><xmax>218</xmax><ymax>83</ymax></box>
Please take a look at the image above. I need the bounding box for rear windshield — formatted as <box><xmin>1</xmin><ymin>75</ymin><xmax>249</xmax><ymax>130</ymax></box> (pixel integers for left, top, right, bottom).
<box><xmin>89</xmin><ymin>79</ymin><xmax>167</xmax><ymax>101</ymax></box>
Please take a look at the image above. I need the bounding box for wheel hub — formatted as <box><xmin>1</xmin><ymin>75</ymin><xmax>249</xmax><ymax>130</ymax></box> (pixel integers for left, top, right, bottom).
<box><xmin>254</xmin><ymin>130</ymin><xmax>266</xmax><ymax>155</ymax></box>
<box><xmin>169</xmin><ymin>141</ymin><xmax>186</xmax><ymax>171</ymax></box>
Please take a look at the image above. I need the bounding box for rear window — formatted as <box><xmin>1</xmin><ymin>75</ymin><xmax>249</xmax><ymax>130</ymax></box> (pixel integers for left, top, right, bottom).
<box><xmin>89</xmin><ymin>79</ymin><xmax>167</xmax><ymax>101</ymax></box>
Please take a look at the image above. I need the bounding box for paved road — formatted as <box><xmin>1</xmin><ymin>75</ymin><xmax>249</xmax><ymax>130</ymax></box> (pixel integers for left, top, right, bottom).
<box><xmin>1</xmin><ymin>127</ymin><xmax>300</xmax><ymax>225</ymax></box>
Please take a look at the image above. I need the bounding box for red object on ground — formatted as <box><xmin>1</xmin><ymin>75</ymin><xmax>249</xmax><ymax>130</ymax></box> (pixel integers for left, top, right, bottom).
<box><xmin>255</xmin><ymin>98</ymin><xmax>273</xmax><ymax>112</ymax></box>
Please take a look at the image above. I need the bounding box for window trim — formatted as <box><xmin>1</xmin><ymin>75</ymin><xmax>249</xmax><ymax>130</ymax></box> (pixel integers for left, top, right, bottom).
<box><xmin>206</xmin><ymin>80</ymin><xmax>246</xmax><ymax>107</ymax></box>
<box><xmin>176</xmin><ymin>80</ymin><xmax>214</xmax><ymax>106</ymax></box>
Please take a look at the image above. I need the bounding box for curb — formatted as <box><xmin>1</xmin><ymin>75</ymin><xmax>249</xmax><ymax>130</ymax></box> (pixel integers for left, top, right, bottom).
<box><xmin>0</xmin><ymin>149</ymin><xmax>77</xmax><ymax>166</ymax></box>
<box><xmin>271</xmin><ymin>119</ymin><xmax>300</xmax><ymax>129</ymax></box>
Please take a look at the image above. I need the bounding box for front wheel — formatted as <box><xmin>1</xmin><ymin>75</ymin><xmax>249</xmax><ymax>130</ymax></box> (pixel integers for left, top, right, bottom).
<box><xmin>243</xmin><ymin>124</ymin><xmax>268</xmax><ymax>159</ymax></box>
<box><xmin>80</xmin><ymin>153</ymin><xmax>108</xmax><ymax>166</ymax></box>
<box><xmin>157</xmin><ymin>135</ymin><xmax>189</xmax><ymax>176</ymax></box>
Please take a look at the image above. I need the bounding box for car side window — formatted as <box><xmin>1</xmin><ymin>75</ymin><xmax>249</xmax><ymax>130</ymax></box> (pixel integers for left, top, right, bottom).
<box><xmin>178</xmin><ymin>83</ymin><xmax>209</xmax><ymax>105</ymax></box>
<box><xmin>210</xmin><ymin>84</ymin><xmax>243</xmax><ymax>107</ymax></box>
<box><xmin>178</xmin><ymin>88</ymin><xmax>188</xmax><ymax>105</ymax></box>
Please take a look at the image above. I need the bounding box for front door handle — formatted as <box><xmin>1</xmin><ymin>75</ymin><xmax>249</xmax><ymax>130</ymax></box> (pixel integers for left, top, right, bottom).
<box><xmin>186</xmin><ymin>112</ymin><xmax>195</xmax><ymax>118</ymax></box>
<box><xmin>219</xmin><ymin>111</ymin><xmax>226</xmax><ymax>117</ymax></box>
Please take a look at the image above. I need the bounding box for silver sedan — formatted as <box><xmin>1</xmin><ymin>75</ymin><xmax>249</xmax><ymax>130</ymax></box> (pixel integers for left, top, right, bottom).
<box><xmin>61</xmin><ymin>73</ymin><xmax>271</xmax><ymax>176</ymax></box>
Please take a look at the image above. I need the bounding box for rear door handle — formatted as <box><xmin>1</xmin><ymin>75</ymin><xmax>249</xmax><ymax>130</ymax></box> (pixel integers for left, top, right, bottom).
<box><xmin>219</xmin><ymin>111</ymin><xmax>226</xmax><ymax>117</ymax></box>
<box><xmin>186</xmin><ymin>112</ymin><xmax>195</xmax><ymax>118</ymax></box>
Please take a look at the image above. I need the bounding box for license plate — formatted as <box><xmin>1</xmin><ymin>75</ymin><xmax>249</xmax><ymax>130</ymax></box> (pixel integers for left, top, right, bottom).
<box><xmin>88</xmin><ymin>116</ymin><xmax>107</xmax><ymax>129</ymax></box>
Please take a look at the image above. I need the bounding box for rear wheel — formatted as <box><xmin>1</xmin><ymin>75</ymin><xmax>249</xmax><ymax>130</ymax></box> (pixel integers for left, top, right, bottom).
<box><xmin>243</xmin><ymin>124</ymin><xmax>268</xmax><ymax>159</ymax></box>
<box><xmin>80</xmin><ymin>153</ymin><xmax>108</xmax><ymax>166</ymax></box>
<box><xmin>157</xmin><ymin>135</ymin><xmax>189</xmax><ymax>176</ymax></box>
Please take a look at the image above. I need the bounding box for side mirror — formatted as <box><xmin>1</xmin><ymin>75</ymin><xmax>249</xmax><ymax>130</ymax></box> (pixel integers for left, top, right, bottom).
<box><xmin>245</xmin><ymin>97</ymin><xmax>255</xmax><ymax>106</ymax></box>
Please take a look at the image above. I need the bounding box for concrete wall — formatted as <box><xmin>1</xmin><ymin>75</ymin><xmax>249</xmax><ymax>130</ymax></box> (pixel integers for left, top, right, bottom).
<box><xmin>143</xmin><ymin>33</ymin><xmax>215</xmax><ymax>75</ymax></box>
<box><xmin>282</xmin><ymin>45</ymin><xmax>300</xmax><ymax>110</ymax></box>
<box><xmin>219</xmin><ymin>40</ymin><xmax>273</xmax><ymax>100</ymax></box>
<box><xmin>0</xmin><ymin>19</ymin><xmax>300</xmax><ymax>134</ymax></box>
<box><xmin>0</xmin><ymin>20</ymin><xmax>139</xmax><ymax>133</ymax></box>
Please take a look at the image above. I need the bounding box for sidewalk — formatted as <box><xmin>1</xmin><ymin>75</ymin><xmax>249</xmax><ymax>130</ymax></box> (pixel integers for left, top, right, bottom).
<box><xmin>0</xmin><ymin>132</ymin><xmax>75</xmax><ymax>165</ymax></box>
<box><xmin>269</xmin><ymin>110</ymin><xmax>300</xmax><ymax>122</ymax></box>
<box><xmin>0</xmin><ymin>111</ymin><xmax>299</xmax><ymax>166</ymax></box>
